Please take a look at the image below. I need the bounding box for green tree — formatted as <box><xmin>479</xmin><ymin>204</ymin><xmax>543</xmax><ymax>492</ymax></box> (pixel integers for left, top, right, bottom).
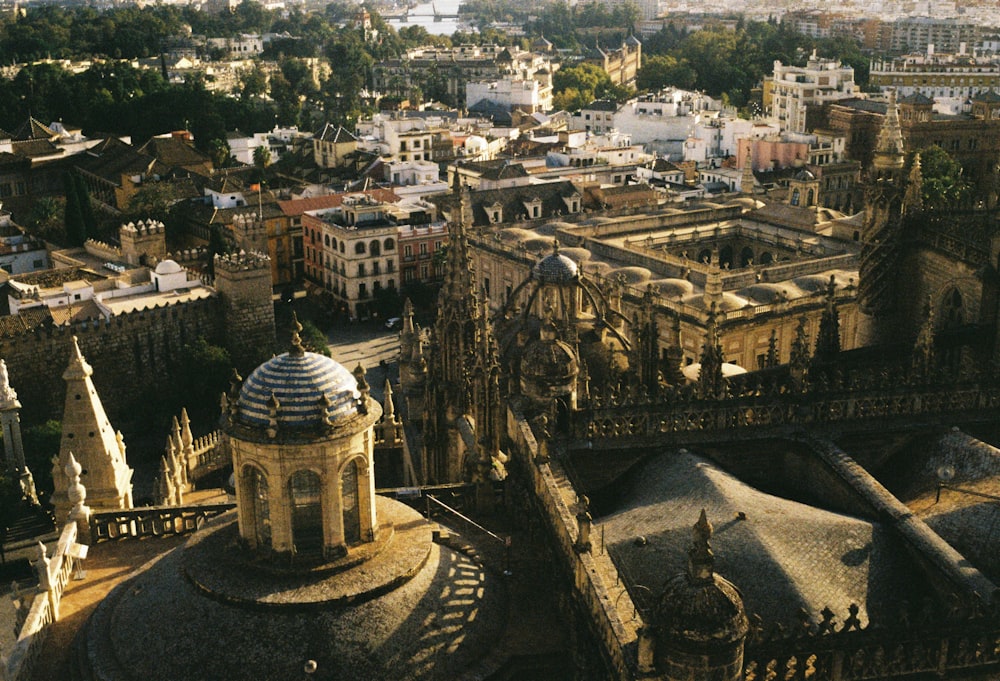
<box><xmin>238</xmin><ymin>62</ymin><xmax>269</xmax><ymax>102</ymax></box>
<box><xmin>915</xmin><ymin>145</ymin><xmax>971</xmax><ymax>209</ymax></box>
<box><xmin>63</xmin><ymin>172</ymin><xmax>86</xmax><ymax>247</ymax></box>
<box><xmin>208</xmin><ymin>138</ymin><xmax>234</xmax><ymax>169</ymax></box>
<box><xmin>552</xmin><ymin>62</ymin><xmax>616</xmax><ymax>110</ymax></box>
<box><xmin>636</xmin><ymin>54</ymin><xmax>697</xmax><ymax>91</ymax></box>
<box><xmin>176</xmin><ymin>338</ymin><xmax>232</xmax><ymax>423</ymax></box>
<box><xmin>22</xmin><ymin>420</ymin><xmax>61</xmax><ymax>502</ymax></box>
<box><xmin>299</xmin><ymin>319</ymin><xmax>331</xmax><ymax>356</ymax></box>
<box><xmin>74</xmin><ymin>174</ymin><xmax>98</xmax><ymax>238</ymax></box>
<box><xmin>253</xmin><ymin>145</ymin><xmax>272</xmax><ymax>169</ymax></box>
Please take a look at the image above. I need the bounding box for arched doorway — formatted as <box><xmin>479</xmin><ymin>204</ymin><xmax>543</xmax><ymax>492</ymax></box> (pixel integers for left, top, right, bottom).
<box><xmin>341</xmin><ymin>459</ymin><xmax>361</xmax><ymax>545</ymax></box>
<box><xmin>289</xmin><ymin>470</ymin><xmax>323</xmax><ymax>555</ymax></box>
<box><xmin>243</xmin><ymin>466</ymin><xmax>271</xmax><ymax>550</ymax></box>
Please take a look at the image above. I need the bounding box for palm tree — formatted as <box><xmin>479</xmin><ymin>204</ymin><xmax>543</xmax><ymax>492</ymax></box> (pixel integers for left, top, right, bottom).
<box><xmin>253</xmin><ymin>145</ymin><xmax>272</xmax><ymax>169</ymax></box>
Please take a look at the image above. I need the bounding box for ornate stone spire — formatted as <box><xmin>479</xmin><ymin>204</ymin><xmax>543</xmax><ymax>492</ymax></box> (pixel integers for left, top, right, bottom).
<box><xmin>813</xmin><ymin>275</ymin><xmax>841</xmax><ymax>364</ymax></box>
<box><xmin>698</xmin><ymin>304</ymin><xmax>725</xmax><ymax>398</ymax></box>
<box><xmin>789</xmin><ymin>316</ymin><xmax>811</xmax><ymax>388</ymax></box>
<box><xmin>912</xmin><ymin>297</ymin><xmax>936</xmax><ymax>378</ymax></box>
<box><xmin>765</xmin><ymin>329</ymin><xmax>779</xmax><ymax>368</ymax></box>
<box><xmin>903</xmin><ymin>152</ymin><xmax>924</xmax><ymax>213</ymax></box>
<box><xmin>873</xmin><ymin>89</ymin><xmax>905</xmax><ymax>172</ymax></box>
<box><xmin>740</xmin><ymin>139</ymin><xmax>756</xmax><ymax>196</ymax></box>
<box><xmin>52</xmin><ymin>337</ymin><xmax>133</xmax><ymax>519</ymax></box>
<box><xmin>688</xmin><ymin>509</ymin><xmax>715</xmax><ymax>583</ymax></box>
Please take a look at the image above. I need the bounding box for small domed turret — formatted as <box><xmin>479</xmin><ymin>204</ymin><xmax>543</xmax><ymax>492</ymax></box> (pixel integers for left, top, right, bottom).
<box><xmin>655</xmin><ymin>510</ymin><xmax>748</xmax><ymax>681</ymax></box>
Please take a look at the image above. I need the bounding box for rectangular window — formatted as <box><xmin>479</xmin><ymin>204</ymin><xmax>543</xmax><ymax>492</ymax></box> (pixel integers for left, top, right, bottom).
<box><xmin>0</xmin><ymin>184</ymin><xmax>11</xmax><ymax>198</ymax></box>
<box><xmin>420</xmin><ymin>243</ymin><xmax>428</xmax><ymax>254</ymax></box>
<box><xmin>358</xmin><ymin>263</ymin><xmax>366</xmax><ymax>276</ymax></box>
<box><xmin>404</xmin><ymin>245</ymin><xmax>412</xmax><ymax>257</ymax></box>
<box><xmin>387</xmin><ymin>259</ymin><xmax>394</xmax><ymax>272</ymax></box>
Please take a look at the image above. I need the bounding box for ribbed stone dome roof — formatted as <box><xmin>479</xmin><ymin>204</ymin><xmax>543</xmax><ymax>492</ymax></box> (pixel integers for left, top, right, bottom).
<box><xmin>533</xmin><ymin>242</ymin><xmax>578</xmax><ymax>284</ymax></box>
<box><xmin>521</xmin><ymin>337</ymin><xmax>579</xmax><ymax>381</ymax></box>
<box><xmin>237</xmin><ymin>351</ymin><xmax>359</xmax><ymax>428</ymax></box>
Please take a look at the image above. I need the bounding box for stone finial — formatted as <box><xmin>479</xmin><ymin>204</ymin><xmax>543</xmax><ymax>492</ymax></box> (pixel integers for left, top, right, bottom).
<box><xmin>35</xmin><ymin>541</ymin><xmax>52</xmax><ymax>590</ymax></box>
<box><xmin>229</xmin><ymin>368</ymin><xmax>243</xmax><ymax>398</ymax></box>
<box><xmin>266</xmin><ymin>392</ymin><xmax>280</xmax><ymax>439</ymax></box>
<box><xmin>383</xmin><ymin>379</ymin><xmax>395</xmax><ymax>420</ymax></box>
<box><xmin>63</xmin><ymin>336</ymin><xmax>94</xmax><ymax>380</ymax></box>
<box><xmin>0</xmin><ymin>359</ymin><xmax>17</xmax><ymax>403</ymax></box>
<box><xmin>289</xmin><ymin>312</ymin><xmax>305</xmax><ymax>357</ymax></box>
<box><xmin>688</xmin><ymin>509</ymin><xmax>715</xmax><ymax>583</ymax></box>
<box><xmin>180</xmin><ymin>408</ymin><xmax>193</xmax><ymax>449</ymax></box>
<box><xmin>353</xmin><ymin>364</ymin><xmax>370</xmax><ymax>398</ymax></box>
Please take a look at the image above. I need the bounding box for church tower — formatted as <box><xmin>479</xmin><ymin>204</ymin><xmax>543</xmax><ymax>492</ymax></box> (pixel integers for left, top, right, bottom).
<box><xmin>51</xmin><ymin>337</ymin><xmax>133</xmax><ymax>521</ymax></box>
<box><xmin>422</xmin><ymin>176</ymin><xmax>502</xmax><ymax>484</ymax></box>
<box><xmin>859</xmin><ymin>89</ymin><xmax>912</xmax><ymax>342</ymax></box>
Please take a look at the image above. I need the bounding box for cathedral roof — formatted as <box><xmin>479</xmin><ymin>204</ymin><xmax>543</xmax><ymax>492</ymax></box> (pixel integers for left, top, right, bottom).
<box><xmin>237</xmin><ymin>351</ymin><xmax>360</xmax><ymax>429</ymax></box>
<box><xmin>599</xmin><ymin>450</ymin><xmax>929</xmax><ymax>629</ymax></box>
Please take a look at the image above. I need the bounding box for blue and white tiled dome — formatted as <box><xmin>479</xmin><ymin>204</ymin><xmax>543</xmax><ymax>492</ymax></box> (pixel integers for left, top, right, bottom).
<box><xmin>533</xmin><ymin>241</ymin><xmax>578</xmax><ymax>284</ymax></box>
<box><xmin>238</xmin><ymin>351</ymin><xmax>360</xmax><ymax>429</ymax></box>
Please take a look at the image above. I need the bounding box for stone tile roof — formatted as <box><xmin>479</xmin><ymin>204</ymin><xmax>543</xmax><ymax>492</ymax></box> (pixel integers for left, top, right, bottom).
<box><xmin>430</xmin><ymin>180</ymin><xmax>582</xmax><ymax>227</ymax></box>
<box><xmin>0</xmin><ymin>307</ymin><xmax>52</xmax><ymax>336</ymax></box>
<box><xmin>11</xmin><ymin>117</ymin><xmax>58</xmax><ymax>142</ymax></box>
<box><xmin>138</xmin><ymin>137</ymin><xmax>212</xmax><ymax>169</ymax></box>
<box><xmin>597</xmin><ymin>449</ymin><xmax>929</xmax><ymax>629</ymax></box>
<box><xmin>10</xmin><ymin>139</ymin><xmax>61</xmax><ymax>158</ymax></box>
<box><xmin>74</xmin><ymin>137</ymin><xmax>154</xmax><ymax>185</ymax></box>
<box><xmin>81</xmin><ymin>502</ymin><xmax>508</xmax><ymax>681</ymax></box>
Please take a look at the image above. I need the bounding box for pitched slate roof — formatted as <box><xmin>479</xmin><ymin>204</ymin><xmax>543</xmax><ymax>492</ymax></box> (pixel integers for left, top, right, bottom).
<box><xmin>431</xmin><ymin>180</ymin><xmax>582</xmax><ymax>227</ymax></box>
<box><xmin>316</xmin><ymin>123</ymin><xmax>358</xmax><ymax>144</ymax></box>
<box><xmin>138</xmin><ymin>137</ymin><xmax>213</xmax><ymax>170</ymax></box>
<box><xmin>74</xmin><ymin>137</ymin><xmax>155</xmax><ymax>185</ymax></box>
<box><xmin>11</xmin><ymin>117</ymin><xmax>58</xmax><ymax>142</ymax></box>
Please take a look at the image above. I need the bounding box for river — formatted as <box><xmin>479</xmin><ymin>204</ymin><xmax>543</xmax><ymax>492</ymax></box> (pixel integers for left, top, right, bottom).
<box><xmin>385</xmin><ymin>0</ymin><xmax>470</xmax><ymax>36</ymax></box>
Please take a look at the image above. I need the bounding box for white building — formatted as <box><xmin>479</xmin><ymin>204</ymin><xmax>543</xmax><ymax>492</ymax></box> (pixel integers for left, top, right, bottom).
<box><xmin>769</xmin><ymin>52</ymin><xmax>856</xmax><ymax>133</ymax></box>
<box><xmin>466</xmin><ymin>76</ymin><xmax>553</xmax><ymax>113</ymax></box>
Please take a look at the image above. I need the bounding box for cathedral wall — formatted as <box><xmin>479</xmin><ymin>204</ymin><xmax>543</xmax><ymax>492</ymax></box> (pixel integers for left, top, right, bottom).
<box><xmin>0</xmin><ymin>298</ymin><xmax>224</xmax><ymax>424</ymax></box>
<box><xmin>507</xmin><ymin>405</ymin><xmax>638</xmax><ymax>681</ymax></box>
<box><xmin>897</xmin><ymin>246</ymin><xmax>984</xmax><ymax>339</ymax></box>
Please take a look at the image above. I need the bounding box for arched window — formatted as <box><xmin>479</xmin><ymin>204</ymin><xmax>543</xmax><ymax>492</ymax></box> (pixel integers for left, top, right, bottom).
<box><xmin>331</xmin><ymin>237</ymin><xmax>337</xmax><ymax>250</ymax></box>
<box><xmin>289</xmin><ymin>470</ymin><xmax>323</xmax><ymax>555</ymax></box>
<box><xmin>243</xmin><ymin>466</ymin><xmax>271</xmax><ymax>550</ymax></box>
<box><xmin>759</xmin><ymin>252</ymin><xmax>774</xmax><ymax>265</ymax></box>
<box><xmin>355</xmin><ymin>242</ymin><xmax>366</xmax><ymax>255</ymax></box>
<box><xmin>324</xmin><ymin>234</ymin><xmax>330</xmax><ymax>247</ymax></box>
<box><xmin>807</xmin><ymin>189</ymin><xmax>815</xmax><ymax>206</ymax></box>
<box><xmin>339</xmin><ymin>242</ymin><xmax>345</xmax><ymax>253</ymax></box>
<box><xmin>370</xmin><ymin>240</ymin><xmax>381</xmax><ymax>257</ymax></box>
<box><xmin>790</xmin><ymin>188</ymin><xmax>801</xmax><ymax>206</ymax></box>
<box><xmin>719</xmin><ymin>245</ymin><xmax>734</xmax><ymax>269</ymax></box>
<box><xmin>383</xmin><ymin>238</ymin><xmax>395</xmax><ymax>251</ymax></box>
<box><xmin>739</xmin><ymin>247</ymin><xmax>754</xmax><ymax>267</ymax></box>
<box><xmin>942</xmin><ymin>288</ymin><xmax>964</xmax><ymax>328</ymax></box>
<box><xmin>341</xmin><ymin>459</ymin><xmax>361</xmax><ymax>544</ymax></box>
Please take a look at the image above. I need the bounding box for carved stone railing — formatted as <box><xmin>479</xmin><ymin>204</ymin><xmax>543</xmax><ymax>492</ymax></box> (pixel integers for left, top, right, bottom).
<box><xmin>574</xmin><ymin>383</ymin><xmax>1000</xmax><ymax>442</ymax></box>
<box><xmin>188</xmin><ymin>431</ymin><xmax>228</xmax><ymax>482</ymax></box>
<box><xmin>3</xmin><ymin>522</ymin><xmax>82</xmax><ymax>681</ymax></box>
<box><xmin>744</xmin><ymin>610</ymin><xmax>1000</xmax><ymax>681</ymax></box>
<box><xmin>90</xmin><ymin>503</ymin><xmax>235</xmax><ymax>544</ymax></box>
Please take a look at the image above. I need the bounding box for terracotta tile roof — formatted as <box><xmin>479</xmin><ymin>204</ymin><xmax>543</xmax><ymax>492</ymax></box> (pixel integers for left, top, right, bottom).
<box><xmin>277</xmin><ymin>189</ymin><xmax>402</xmax><ymax>216</ymax></box>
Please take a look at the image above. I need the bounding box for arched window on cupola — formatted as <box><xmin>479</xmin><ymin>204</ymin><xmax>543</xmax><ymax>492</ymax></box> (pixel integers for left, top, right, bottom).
<box><xmin>243</xmin><ymin>465</ymin><xmax>271</xmax><ymax>550</ymax></box>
